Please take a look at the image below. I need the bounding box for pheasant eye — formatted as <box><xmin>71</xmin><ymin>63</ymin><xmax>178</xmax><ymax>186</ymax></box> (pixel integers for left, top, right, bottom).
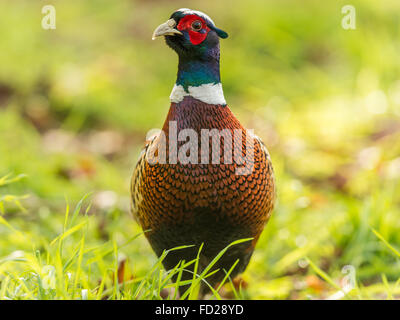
<box><xmin>191</xmin><ymin>20</ymin><xmax>203</xmax><ymax>31</ymax></box>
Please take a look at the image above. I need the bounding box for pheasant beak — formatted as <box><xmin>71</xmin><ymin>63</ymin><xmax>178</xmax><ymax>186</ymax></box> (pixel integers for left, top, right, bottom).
<box><xmin>152</xmin><ymin>19</ymin><xmax>183</xmax><ymax>40</ymax></box>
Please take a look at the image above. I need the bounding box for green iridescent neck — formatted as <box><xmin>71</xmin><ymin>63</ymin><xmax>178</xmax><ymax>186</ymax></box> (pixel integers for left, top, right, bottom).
<box><xmin>176</xmin><ymin>45</ymin><xmax>221</xmax><ymax>91</ymax></box>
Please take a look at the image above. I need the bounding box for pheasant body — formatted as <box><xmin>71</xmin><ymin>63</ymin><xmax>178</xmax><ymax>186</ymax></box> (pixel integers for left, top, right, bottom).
<box><xmin>131</xmin><ymin>9</ymin><xmax>275</xmax><ymax>295</ymax></box>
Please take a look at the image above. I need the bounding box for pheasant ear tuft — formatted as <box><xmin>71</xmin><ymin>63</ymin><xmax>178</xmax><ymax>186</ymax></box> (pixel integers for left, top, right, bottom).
<box><xmin>210</xmin><ymin>26</ymin><xmax>229</xmax><ymax>39</ymax></box>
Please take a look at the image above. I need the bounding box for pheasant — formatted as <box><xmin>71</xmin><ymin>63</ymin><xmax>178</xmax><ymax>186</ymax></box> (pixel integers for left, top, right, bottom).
<box><xmin>131</xmin><ymin>8</ymin><xmax>275</xmax><ymax>296</ymax></box>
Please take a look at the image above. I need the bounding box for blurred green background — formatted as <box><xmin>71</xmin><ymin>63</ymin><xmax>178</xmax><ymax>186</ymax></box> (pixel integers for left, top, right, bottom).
<box><xmin>1</xmin><ymin>0</ymin><xmax>400</xmax><ymax>299</ymax></box>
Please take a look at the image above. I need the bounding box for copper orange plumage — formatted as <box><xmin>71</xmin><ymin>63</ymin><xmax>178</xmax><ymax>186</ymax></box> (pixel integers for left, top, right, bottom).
<box><xmin>131</xmin><ymin>8</ymin><xmax>275</xmax><ymax>296</ymax></box>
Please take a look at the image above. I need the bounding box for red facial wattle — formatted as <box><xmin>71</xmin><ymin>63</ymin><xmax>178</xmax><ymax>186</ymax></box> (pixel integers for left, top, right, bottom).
<box><xmin>177</xmin><ymin>15</ymin><xmax>210</xmax><ymax>45</ymax></box>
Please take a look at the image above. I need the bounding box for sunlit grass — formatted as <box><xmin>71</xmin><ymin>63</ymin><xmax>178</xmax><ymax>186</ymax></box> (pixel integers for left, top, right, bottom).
<box><xmin>0</xmin><ymin>175</ymin><xmax>399</xmax><ymax>300</ymax></box>
<box><xmin>0</xmin><ymin>183</ymin><xmax>248</xmax><ymax>300</ymax></box>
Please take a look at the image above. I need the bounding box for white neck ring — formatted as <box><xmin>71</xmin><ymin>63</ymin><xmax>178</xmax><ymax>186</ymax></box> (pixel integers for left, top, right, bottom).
<box><xmin>170</xmin><ymin>83</ymin><xmax>226</xmax><ymax>105</ymax></box>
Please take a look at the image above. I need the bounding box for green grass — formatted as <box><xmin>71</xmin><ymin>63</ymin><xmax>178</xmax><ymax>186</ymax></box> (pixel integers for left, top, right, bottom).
<box><xmin>0</xmin><ymin>189</ymin><xmax>249</xmax><ymax>300</ymax></box>
<box><xmin>1</xmin><ymin>0</ymin><xmax>400</xmax><ymax>299</ymax></box>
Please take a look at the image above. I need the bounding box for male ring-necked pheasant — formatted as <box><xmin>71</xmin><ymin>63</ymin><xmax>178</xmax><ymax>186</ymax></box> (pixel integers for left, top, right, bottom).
<box><xmin>131</xmin><ymin>8</ymin><xmax>275</xmax><ymax>296</ymax></box>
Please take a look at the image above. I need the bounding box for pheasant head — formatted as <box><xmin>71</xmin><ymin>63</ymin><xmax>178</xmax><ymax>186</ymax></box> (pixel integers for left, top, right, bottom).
<box><xmin>152</xmin><ymin>8</ymin><xmax>229</xmax><ymax>105</ymax></box>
